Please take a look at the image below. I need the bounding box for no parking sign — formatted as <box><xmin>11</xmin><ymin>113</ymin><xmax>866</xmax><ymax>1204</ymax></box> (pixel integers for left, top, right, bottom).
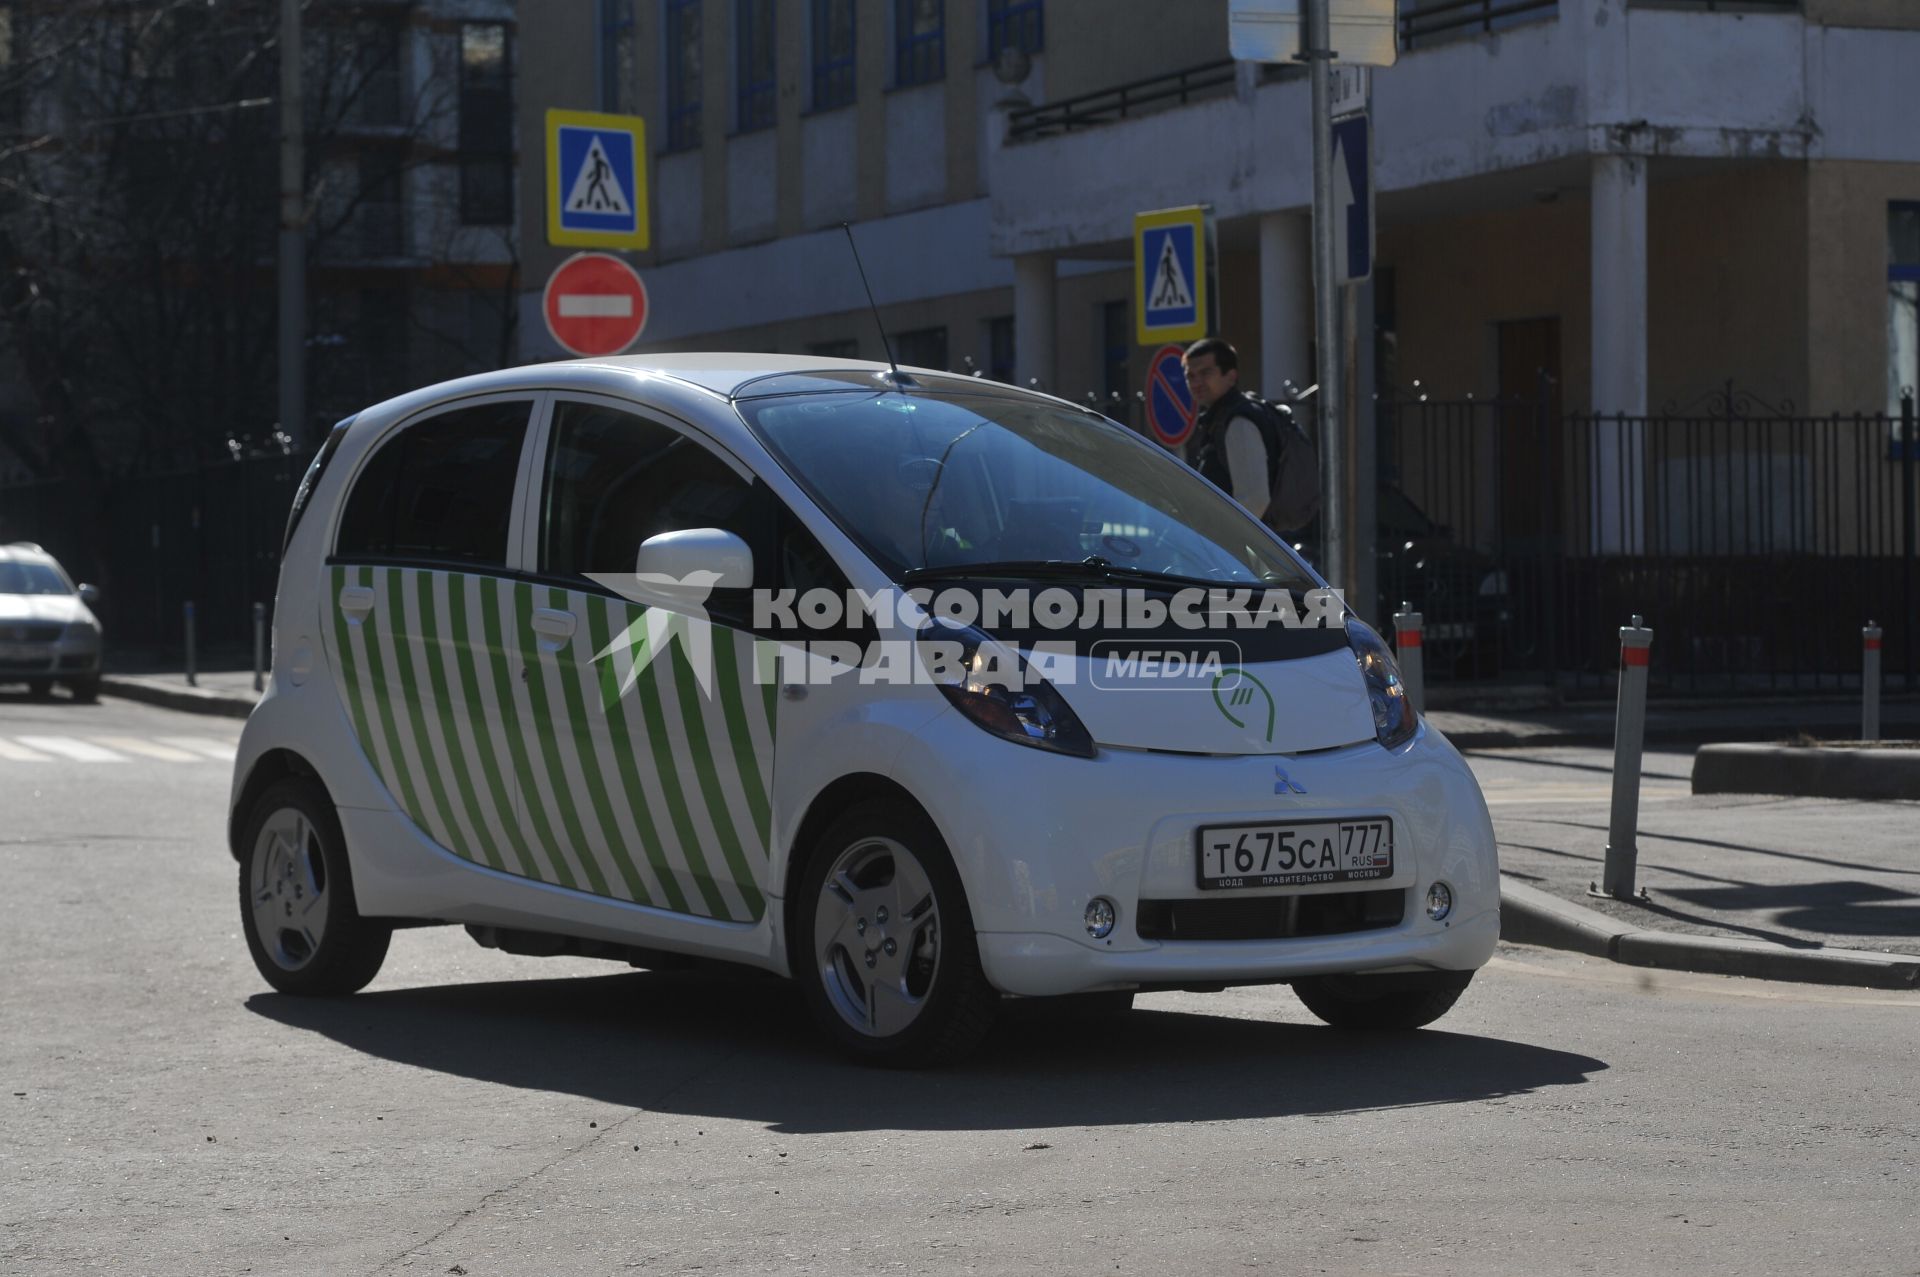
<box><xmin>1145</xmin><ymin>344</ymin><xmax>1196</xmax><ymax>448</ymax></box>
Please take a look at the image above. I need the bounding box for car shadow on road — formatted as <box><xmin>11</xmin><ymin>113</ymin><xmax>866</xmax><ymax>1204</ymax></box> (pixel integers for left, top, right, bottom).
<box><xmin>247</xmin><ymin>970</ymin><xmax>1605</xmax><ymax>1133</ymax></box>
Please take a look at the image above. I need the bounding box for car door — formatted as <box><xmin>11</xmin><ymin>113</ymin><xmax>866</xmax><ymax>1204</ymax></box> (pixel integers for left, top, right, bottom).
<box><xmin>515</xmin><ymin>394</ymin><xmax>779</xmax><ymax>922</ymax></box>
<box><xmin>327</xmin><ymin>393</ymin><xmax>546</xmax><ymax>878</ymax></box>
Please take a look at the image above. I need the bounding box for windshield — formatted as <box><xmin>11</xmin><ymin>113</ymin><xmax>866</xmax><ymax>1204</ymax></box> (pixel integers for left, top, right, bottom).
<box><xmin>739</xmin><ymin>390</ymin><xmax>1313</xmax><ymax>588</ymax></box>
<box><xmin>0</xmin><ymin>561</ymin><xmax>72</xmax><ymax>595</ymax></box>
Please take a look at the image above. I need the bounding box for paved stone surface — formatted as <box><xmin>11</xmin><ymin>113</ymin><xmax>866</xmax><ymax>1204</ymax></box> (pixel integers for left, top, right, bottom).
<box><xmin>1466</xmin><ymin>744</ymin><xmax>1920</xmax><ymax>957</ymax></box>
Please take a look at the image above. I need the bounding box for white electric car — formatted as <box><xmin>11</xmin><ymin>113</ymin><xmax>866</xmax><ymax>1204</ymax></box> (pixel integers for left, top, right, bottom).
<box><xmin>231</xmin><ymin>354</ymin><xmax>1498</xmax><ymax>1065</ymax></box>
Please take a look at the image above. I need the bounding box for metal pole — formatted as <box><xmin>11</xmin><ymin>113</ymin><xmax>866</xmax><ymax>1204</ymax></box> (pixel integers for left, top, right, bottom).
<box><xmin>1902</xmin><ymin>391</ymin><xmax>1915</xmax><ymax>691</ymax></box>
<box><xmin>1393</xmin><ymin>602</ymin><xmax>1424</xmax><ymax>715</ymax></box>
<box><xmin>1304</xmin><ymin>0</ymin><xmax>1344</xmax><ymax>598</ymax></box>
<box><xmin>254</xmin><ymin>602</ymin><xmax>268</xmax><ymax>694</ymax></box>
<box><xmin>1598</xmin><ymin>614</ymin><xmax>1653</xmax><ymax>902</ymax></box>
<box><xmin>1863</xmin><ymin>622</ymin><xmax>1882</xmax><ymax>742</ymax></box>
<box><xmin>278</xmin><ymin>0</ymin><xmax>306</xmax><ymax>452</ymax></box>
<box><xmin>184</xmin><ymin>601</ymin><xmax>198</xmax><ymax>689</ymax></box>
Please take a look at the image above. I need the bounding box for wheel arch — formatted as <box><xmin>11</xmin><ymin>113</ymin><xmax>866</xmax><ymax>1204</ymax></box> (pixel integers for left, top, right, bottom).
<box><xmin>780</xmin><ymin>772</ymin><xmax>932</xmax><ymax>966</ymax></box>
<box><xmin>228</xmin><ymin>748</ymin><xmax>327</xmax><ymax>861</ymax></box>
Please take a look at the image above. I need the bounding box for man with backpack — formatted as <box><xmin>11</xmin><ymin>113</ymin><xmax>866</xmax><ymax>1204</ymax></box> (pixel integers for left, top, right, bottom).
<box><xmin>1180</xmin><ymin>337</ymin><xmax>1321</xmax><ymax>535</ymax></box>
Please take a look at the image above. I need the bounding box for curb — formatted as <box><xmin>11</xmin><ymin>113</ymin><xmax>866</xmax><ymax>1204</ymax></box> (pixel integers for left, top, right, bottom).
<box><xmin>100</xmin><ymin>676</ymin><xmax>257</xmax><ymax>720</ymax></box>
<box><xmin>1499</xmin><ymin>876</ymin><xmax>1920</xmax><ymax>990</ymax></box>
<box><xmin>1694</xmin><ymin>742</ymin><xmax>1920</xmax><ymax>801</ymax></box>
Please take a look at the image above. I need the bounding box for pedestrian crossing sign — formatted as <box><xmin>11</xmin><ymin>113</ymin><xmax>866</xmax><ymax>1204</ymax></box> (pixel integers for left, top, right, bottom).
<box><xmin>1134</xmin><ymin>206</ymin><xmax>1211</xmax><ymax>346</ymax></box>
<box><xmin>547</xmin><ymin>109</ymin><xmax>650</xmax><ymax>250</ymax></box>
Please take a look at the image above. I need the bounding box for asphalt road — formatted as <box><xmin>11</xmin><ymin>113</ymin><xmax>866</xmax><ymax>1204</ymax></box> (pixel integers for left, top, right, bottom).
<box><xmin>2</xmin><ymin>695</ymin><xmax>1917</xmax><ymax>1276</ymax></box>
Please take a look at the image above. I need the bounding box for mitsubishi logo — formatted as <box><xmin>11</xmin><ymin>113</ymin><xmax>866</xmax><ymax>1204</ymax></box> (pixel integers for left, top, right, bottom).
<box><xmin>1273</xmin><ymin>765</ymin><xmax>1306</xmax><ymax>795</ymax></box>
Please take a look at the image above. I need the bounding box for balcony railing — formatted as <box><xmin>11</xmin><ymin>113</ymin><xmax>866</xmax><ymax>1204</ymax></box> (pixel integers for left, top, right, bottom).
<box><xmin>1006</xmin><ymin>59</ymin><xmax>1237</xmax><ymax>142</ymax></box>
<box><xmin>1399</xmin><ymin>0</ymin><xmax>1558</xmax><ymax>48</ymax></box>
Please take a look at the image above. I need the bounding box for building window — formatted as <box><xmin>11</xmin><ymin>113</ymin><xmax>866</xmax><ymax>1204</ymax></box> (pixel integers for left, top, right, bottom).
<box><xmin>350</xmin><ymin>19</ymin><xmax>404</xmax><ymax>127</ymax></box>
<box><xmin>807</xmin><ymin>338</ymin><xmax>861</xmax><ymax>358</ymax></box>
<box><xmin>736</xmin><ymin>0</ymin><xmax>775</xmax><ymax>132</ymax></box>
<box><xmin>894</xmin><ymin>0</ymin><xmax>943</xmax><ymax>87</ymax></box>
<box><xmin>812</xmin><ymin>0</ymin><xmax>855</xmax><ymax>110</ymax></box>
<box><xmin>0</xmin><ymin>5</ymin><xmax>18</xmax><ymax>128</ymax></box>
<box><xmin>664</xmin><ymin>0</ymin><xmax>702</xmax><ymax>151</ymax></box>
<box><xmin>458</xmin><ymin>23</ymin><xmax>513</xmax><ymax>225</ymax></box>
<box><xmin>894</xmin><ymin>327</ymin><xmax>949</xmax><ymax>372</ymax></box>
<box><xmin>985</xmin><ymin>315</ymin><xmax>1015</xmax><ymax>383</ymax></box>
<box><xmin>987</xmin><ymin>0</ymin><xmax>1043</xmax><ymax>59</ymax></box>
<box><xmin>598</xmin><ymin>0</ymin><xmax>635</xmax><ymax>114</ymax></box>
<box><xmin>1890</xmin><ymin>202</ymin><xmax>1920</xmax><ymax>428</ymax></box>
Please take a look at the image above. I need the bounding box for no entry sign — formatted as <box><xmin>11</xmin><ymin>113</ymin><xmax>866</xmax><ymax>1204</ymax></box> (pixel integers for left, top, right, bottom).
<box><xmin>1145</xmin><ymin>343</ymin><xmax>1196</xmax><ymax>448</ymax></box>
<box><xmin>542</xmin><ymin>252</ymin><xmax>649</xmax><ymax>357</ymax></box>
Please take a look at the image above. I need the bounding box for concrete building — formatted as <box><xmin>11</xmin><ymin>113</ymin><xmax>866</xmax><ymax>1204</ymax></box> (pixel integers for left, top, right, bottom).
<box><xmin>519</xmin><ymin>0</ymin><xmax>1920</xmax><ymax>417</ymax></box>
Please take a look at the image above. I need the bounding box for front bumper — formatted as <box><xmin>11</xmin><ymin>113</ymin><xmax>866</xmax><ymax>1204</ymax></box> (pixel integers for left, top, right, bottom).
<box><xmin>892</xmin><ymin>715</ymin><xmax>1500</xmax><ymax>998</ymax></box>
<box><xmin>0</xmin><ymin>643</ymin><xmax>99</xmax><ymax>680</ymax></box>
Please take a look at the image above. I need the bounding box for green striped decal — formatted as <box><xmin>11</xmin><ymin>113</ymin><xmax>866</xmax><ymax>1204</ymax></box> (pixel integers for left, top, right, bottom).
<box><xmin>322</xmin><ymin>565</ymin><xmax>776</xmax><ymax>921</ymax></box>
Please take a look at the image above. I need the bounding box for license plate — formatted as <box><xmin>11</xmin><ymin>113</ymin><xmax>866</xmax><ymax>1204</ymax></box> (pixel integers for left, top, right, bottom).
<box><xmin>1195</xmin><ymin>818</ymin><xmax>1394</xmax><ymax>890</ymax></box>
<box><xmin>0</xmin><ymin>641</ymin><xmax>47</xmax><ymax>662</ymax></box>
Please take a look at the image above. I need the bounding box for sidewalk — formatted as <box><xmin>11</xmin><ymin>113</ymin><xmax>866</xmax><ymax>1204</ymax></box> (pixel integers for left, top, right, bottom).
<box><xmin>99</xmin><ymin>670</ymin><xmax>1919</xmax><ymax>989</ymax></box>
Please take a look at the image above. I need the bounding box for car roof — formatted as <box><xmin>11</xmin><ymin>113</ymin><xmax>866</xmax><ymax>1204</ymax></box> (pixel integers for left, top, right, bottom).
<box><xmin>0</xmin><ymin>542</ymin><xmax>55</xmax><ymax>565</ymax></box>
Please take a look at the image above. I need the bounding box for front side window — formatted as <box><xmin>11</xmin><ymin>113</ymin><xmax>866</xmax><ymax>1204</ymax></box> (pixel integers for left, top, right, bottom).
<box><xmin>664</xmin><ymin>0</ymin><xmax>702</xmax><ymax>150</ymax></box>
<box><xmin>894</xmin><ymin>0</ymin><xmax>943</xmax><ymax>87</ymax></box>
<box><xmin>735</xmin><ymin>0</ymin><xmax>775</xmax><ymax>132</ymax></box>
<box><xmin>740</xmin><ymin>388</ymin><xmax>1310</xmax><ymax>587</ymax></box>
<box><xmin>335</xmin><ymin>399</ymin><xmax>532</xmax><ymax>566</ymax></box>
<box><xmin>812</xmin><ymin>0</ymin><xmax>855</xmax><ymax>110</ymax></box>
<box><xmin>1890</xmin><ymin>202</ymin><xmax>1920</xmax><ymax>425</ymax></box>
<box><xmin>540</xmin><ymin>401</ymin><xmax>761</xmax><ymax>581</ymax></box>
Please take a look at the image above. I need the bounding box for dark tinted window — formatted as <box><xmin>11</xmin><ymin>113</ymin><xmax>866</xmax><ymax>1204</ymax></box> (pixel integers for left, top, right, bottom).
<box><xmin>540</xmin><ymin>401</ymin><xmax>759</xmax><ymax>579</ymax></box>
<box><xmin>335</xmin><ymin>399</ymin><xmax>531</xmax><ymax>565</ymax></box>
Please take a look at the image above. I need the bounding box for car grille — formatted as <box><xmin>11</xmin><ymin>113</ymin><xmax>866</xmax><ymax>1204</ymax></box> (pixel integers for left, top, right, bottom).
<box><xmin>0</xmin><ymin>624</ymin><xmax>61</xmax><ymax>642</ymax></box>
<box><xmin>1135</xmin><ymin>888</ymin><xmax>1405</xmax><ymax>942</ymax></box>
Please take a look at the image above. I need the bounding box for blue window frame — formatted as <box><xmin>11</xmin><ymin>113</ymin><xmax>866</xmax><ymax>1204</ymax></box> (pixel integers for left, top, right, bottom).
<box><xmin>736</xmin><ymin>0</ymin><xmax>776</xmax><ymax>132</ymax></box>
<box><xmin>664</xmin><ymin>0</ymin><xmax>702</xmax><ymax>151</ymax></box>
<box><xmin>894</xmin><ymin>0</ymin><xmax>944</xmax><ymax>87</ymax></box>
<box><xmin>598</xmin><ymin>0</ymin><xmax>635</xmax><ymax>113</ymax></box>
<box><xmin>812</xmin><ymin>0</ymin><xmax>856</xmax><ymax>110</ymax></box>
<box><xmin>987</xmin><ymin>0</ymin><xmax>1042</xmax><ymax>59</ymax></box>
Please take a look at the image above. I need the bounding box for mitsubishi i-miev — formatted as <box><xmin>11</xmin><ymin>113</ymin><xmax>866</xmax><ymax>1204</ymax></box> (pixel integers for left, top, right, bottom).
<box><xmin>230</xmin><ymin>355</ymin><xmax>1499</xmax><ymax>1065</ymax></box>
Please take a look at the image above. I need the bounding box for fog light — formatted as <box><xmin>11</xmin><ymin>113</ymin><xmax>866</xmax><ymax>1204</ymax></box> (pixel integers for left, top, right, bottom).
<box><xmin>1085</xmin><ymin>897</ymin><xmax>1117</xmax><ymax>940</ymax></box>
<box><xmin>1425</xmin><ymin>881</ymin><xmax>1454</xmax><ymax>922</ymax></box>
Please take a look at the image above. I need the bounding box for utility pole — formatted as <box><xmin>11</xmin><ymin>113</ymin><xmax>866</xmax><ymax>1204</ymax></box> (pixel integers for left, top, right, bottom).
<box><xmin>278</xmin><ymin>0</ymin><xmax>305</xmax><ymax>452</ymax></box>
<box><xmin>1303</xmin><ymin>0</ymin><xmax>1346</xmax><ymax>599</ymax></box>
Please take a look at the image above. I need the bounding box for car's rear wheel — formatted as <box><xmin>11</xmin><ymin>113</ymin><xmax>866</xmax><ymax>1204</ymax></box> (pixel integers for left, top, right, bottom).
<box><xmin>1292</xmin><ymin>971</ymin><xmax>1472</xmax><ymax>1031</ymax></box>
<box><xmin>795</xmin><ymin>799</ymin><xmax>997</xmax><ymax>1067</ymax></box>
<box><xmin>238</xmin><ymin>777</ymin><xmax>390</xmax><ymax>995</ymax></box>
<box><xmin>67</xmin><ymin>677</ymin><xmax>99</xmax><ymax>704</ymax></box>
<box><xmin>25</xmin><ymin>679</ymin><xmax>52</xmax><ymax>700</ymax></box>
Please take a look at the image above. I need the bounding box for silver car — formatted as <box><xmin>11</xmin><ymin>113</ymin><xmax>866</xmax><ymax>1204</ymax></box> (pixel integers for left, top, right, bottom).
<box><xmin>0</xmin><ymin>543</ymin><xmax>103</xmax><ymax>702</ymax></box>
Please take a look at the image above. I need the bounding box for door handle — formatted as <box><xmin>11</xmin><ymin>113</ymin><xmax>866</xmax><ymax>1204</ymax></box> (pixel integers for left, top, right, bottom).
<box><xmin>338</xmin><ymin>585</ymin><xmax>375</xmax><ymax>621</ymax></box>
<box><xmin>531</xmin><ymin>607</ymin><xmax>577</xmax><ymax>650</ymax></box>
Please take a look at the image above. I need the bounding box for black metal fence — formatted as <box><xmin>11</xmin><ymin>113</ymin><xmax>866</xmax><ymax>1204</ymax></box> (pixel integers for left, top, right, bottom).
<box><xmin>0</xmin><ymin>446</ymin><xmax>311</xmax><ymax>658</ymax></box>
<box><xmin>1381</xmin><ymin>388</ymin><xmax>1920</xmax><ymax>698</ymax></box>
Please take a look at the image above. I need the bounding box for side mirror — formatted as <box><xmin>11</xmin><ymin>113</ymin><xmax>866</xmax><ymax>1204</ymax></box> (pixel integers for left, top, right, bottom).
<box><xmin>77</xmin><ymin>583</ymin><xmax>101</xmax><ymax>606</ymax></box>
<box><xmin>633</xmin><ymin>528</ymin><xmax>754</xmax><ymax>591</ymax></box>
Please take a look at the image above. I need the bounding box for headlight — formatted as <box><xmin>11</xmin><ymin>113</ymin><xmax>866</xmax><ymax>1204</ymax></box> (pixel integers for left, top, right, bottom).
<box><xmin>1345</xmin><ymin>618</ymin><xmax>1417</xmax><ymax>751</ymax></box>
<box><xmin>62</xmin><ymin>621</ymin><xmax>100</xmax><ymax>645</ymax></box>
<box><xmin>921</xmin><ymin>623</ymin><xmax>1095</xmax><ymax>758</ymax></box>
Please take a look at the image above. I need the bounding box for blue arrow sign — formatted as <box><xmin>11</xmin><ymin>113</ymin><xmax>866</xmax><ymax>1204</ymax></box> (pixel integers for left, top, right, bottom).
<box><xmin>1331</xmin><ymin>113</ymin><xmax>1373</xmax><ymax>284</ymax></box>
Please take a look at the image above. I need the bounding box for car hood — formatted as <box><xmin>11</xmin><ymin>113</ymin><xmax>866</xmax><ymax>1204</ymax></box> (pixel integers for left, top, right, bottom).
<box><xmin>1051</xmin><ymin>645</ymin><xmax>1377</xmax><ymax>756</ymax></box>
<box><xmin>0</xmin><ymin>594</ymin><xmax>89</xmax><ymax>626</ymax></box>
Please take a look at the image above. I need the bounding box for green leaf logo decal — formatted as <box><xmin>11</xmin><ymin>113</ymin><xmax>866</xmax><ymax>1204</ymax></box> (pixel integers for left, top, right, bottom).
<box><xmin>1211</xmin><ymin>666</ymin><xmax>1275</xmax><ymax>743</ymax></box>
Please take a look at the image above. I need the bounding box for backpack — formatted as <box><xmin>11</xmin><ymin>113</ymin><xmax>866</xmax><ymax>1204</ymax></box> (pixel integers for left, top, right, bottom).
<box><xmin>1234</xmin><ymin>392</ymin><xmax>1321</xmax><ymax>533</ymax></box>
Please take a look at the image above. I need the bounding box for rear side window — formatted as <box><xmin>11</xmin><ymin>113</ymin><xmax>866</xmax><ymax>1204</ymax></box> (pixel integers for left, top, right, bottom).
<box><xmin>336</xmin><ymin>399</ymin><xmax>532</xmax><ymax>566</ymax></box>
<box><xmin>539</xmin><ymin>401</ymin><xmax>761</xmax><ymax>579</ymax></box>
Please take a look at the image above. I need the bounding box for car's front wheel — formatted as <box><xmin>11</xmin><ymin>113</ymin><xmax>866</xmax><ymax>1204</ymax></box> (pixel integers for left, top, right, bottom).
<box><xmin>1292</xmin><ymin>971</ymin><xmax>1472</xmax><ymax>1031</ymax></box>
<box><xmin>795</xmin><ymin>799</ymin><xmax>997</xmax><ymax>1067</ymax></box>
<box><xmin>238</xmin><ymin>776</ymin><xmax>391</xmax><ymax>995</ymax></box>
<box><xmin>66</xmin><ymin>676</ymin><xmax>99</xmax><ymax>704</ymax></box>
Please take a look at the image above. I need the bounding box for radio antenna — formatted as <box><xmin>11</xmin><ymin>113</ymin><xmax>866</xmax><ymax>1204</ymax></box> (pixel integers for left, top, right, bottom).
<box><xmin>842</xmin><ymin>222</ymin><xmax>903</xmax><ymax>387</ymax></box>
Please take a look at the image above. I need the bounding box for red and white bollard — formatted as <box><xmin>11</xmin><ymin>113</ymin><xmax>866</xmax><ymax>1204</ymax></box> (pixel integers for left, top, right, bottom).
<box><xmin>1392</xmin><ymin>603</ymin><xmax>1424</xmax><ymax>715</ymax></box>
<box><xmin>1863</xmin><ymin>622</ymin><xmax>1883</xmax><ymax>742</ymax></box>
<box><xmin>1599</xmin><ymin>614</ymin><xmax>1653</xmax><ymax>902</ymax></box>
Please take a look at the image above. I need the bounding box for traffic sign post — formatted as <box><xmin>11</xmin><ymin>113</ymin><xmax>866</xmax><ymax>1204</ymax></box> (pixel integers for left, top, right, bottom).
<box><xmin>542</xmin><ymin>252</ymin><xmax>649</xmax><ymax>357</ymax></box>
<box><xmin>546</xmin><ymin>108</ymin><xmax>650</xmax><ymax>250</ymax></box>
<box><xmin>1145</xmin><ymin>344</ymin><xmax>1197</xmax><ymax>449</ymax></box>
<box><xmin>1134</xmin><ymin>206</ymin><xmax>1213</xmax><ymax>347</ymax></box>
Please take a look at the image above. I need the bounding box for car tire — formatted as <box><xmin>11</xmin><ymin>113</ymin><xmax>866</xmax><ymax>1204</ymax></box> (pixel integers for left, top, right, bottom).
<box><xmin>238</xmin><ymin>776</ymin><xmax>391</xmax><ymax>996</ymax></box>
<box><xmin>26</xmin><ymin>679</ymin><xmax>52</xmax><ymax>700</ymax></box>
<box><xmin>67</xmin><ymin>677</ymin><xmax>99</xmax><ymax>704</ymax></box>
<box><xmin>793</xmin><ymin>798</ymin><xmax>998</xmax><ymax>1068</ymax></box>
<box><xmin>1291</xmin><ymin>972</ymin><xmax>1471</xmax><ymax>1031</ymax></box>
